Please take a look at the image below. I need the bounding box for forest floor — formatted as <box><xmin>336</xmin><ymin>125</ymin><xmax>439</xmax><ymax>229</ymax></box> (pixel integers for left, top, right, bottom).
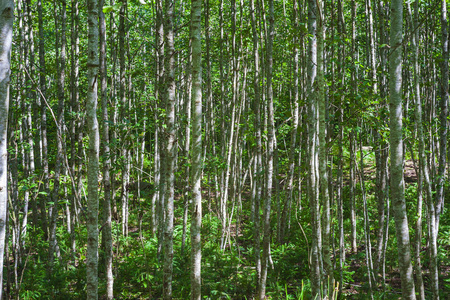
<box><xmin>341</xmin><ymin>159</ymin><xmax>450</xmax><ymax>299</ymax></box>
<box><xmin>342</xmin><ymin>248</ymin><xmax>450</xmax><ymax>299</ymax></box>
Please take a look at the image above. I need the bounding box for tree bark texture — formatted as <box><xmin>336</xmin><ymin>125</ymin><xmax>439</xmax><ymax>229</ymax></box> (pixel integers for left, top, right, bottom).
<box><xmin>163</xmin><ymin>0</ymin><xmax>176</xmax><ymax>297</ymax></box>
<box><xmin>258</xmin><ymin>0</ymin><xmax>274</xmax><ymax>298</ymax></box>
<box><xmin>308</xmin><ymin>0</ymin><xmax>322</xmax><ymax>298</ymax></box>
<box><xmin>86</xmin><ymin>0</ymin><xmax>100</xmax><ymax>298</ymax></box>
<box><xmin>410</xmin><ymin>1</ymin><xmax>425</xmax><ymax>298</ymax></box>
<box><xmin>190</xmin><ymin>0</ymin><xmax>202</xmax><ymax>298</ymax></box>
<box><xmin>99</xmin><ymin>0</ymin><xmax>113</xmax><ymax>297</ymax></box>
<box><xmin>389</xmin><ymin>0</ymin><xmax>416</xmax><ymax>298</ymax></box>
<box><xmin>0</xmin><ymin>2</ymin><xmax>13</xmax><ymax>299</ymax></box>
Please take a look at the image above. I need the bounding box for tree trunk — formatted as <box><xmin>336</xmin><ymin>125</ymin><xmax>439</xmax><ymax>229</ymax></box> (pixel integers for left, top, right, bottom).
<box><xmin>308</xmin><ymin>0</ymin><xmax>322</xmax><ymax>297</ymax></box>
<box><xmin>358</xmin><ymin>132</ymin><xmax>374</xmax><ymax>299</ymax></box>
<box><xmin>118</xmin><ymin>1</ymin><xmax>129</xmax><ymax>237</ymax></box>
<box><xmin>389</xmin><ymin>0</ymin><xmax>416</xmax><ymax>298</ymax></box>
<box><xmin>249</xmin><ymin>0</ymin><xmax>262</xmax><ymax>284</ymax></box>
<box><xmin>163</xmin><ymin>0</ymin><xmax>176</xmax><ymax>297</ymax></box>
<box><xmin>37</xmin><ymin>0</ymin><xmax>49</xmax><ymax>239</ymax></box>
<box><xmin>99</xmin><ymin>0</ymin><xmax>113</xmax><ymax>297</ymax></box>
<box><xmin>156</xmin><ymin>0</ymin><xmax>166</xmax><ymax>256</ymax></box>
<box><xmin>258</xmin><ymin>0</ymin><xmax>274</xmax><ymax>297</ymax></box>
<box><xmin>350</xmin><ymin>0</ymin><xmax>358</xmax><ymax>254</ymax></box>
<box><xmin>408</xmin><ymin>1</ymin><xmax>425</xmax><ymax>298</ymax></box>
<box><xmin>86</xmin><ymin>0</ymin><xmax>100</xmax><ymax>297</ymax></box>
<box><xmin>0</xmin><ymin>3</ymin><xmax>13</xmax><ymax>298</ymax></box>
<box><xmin>190</xmin><ymin>1</ymin><xmax>202</xmax><ymax>298</ymax></box>
<box><xmin>336</xmin><ymin>0</ymin><xmax>345</xmax><ymax>295</ymax></box>
<box><xmin>281</xmin><ymin>0</ymin><xmax>300</xmax><ymax>244</ymax></box>
<box><xmin>49</xmin><ymin>0</ymin><xmax>67</xmax><ymax>271</ymax></box>
<box><xmin>317</xmin><ymin>0</ymin><xmax>333</xmax><ymax>295</ymax></box>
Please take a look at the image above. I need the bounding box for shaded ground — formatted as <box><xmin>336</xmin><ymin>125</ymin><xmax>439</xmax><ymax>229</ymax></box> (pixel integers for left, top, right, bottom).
<box><xmin>341</xmin><ymin>246</ymin><xmax>450</xmax><ymax>299</ymax></box>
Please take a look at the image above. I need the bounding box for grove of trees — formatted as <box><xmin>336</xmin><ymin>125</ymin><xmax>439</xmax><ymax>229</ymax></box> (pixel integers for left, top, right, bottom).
<box><xmin>0</xmin><ymin>0</ymin><xmax>449</xmax><ymax>299</ymax></box>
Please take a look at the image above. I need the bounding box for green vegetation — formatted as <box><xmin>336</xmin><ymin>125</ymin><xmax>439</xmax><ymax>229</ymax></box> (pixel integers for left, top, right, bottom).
<box><xmin>2</xmin><ymin>0</ymin><xmax>450</xmax><ymax>299</ymax></box>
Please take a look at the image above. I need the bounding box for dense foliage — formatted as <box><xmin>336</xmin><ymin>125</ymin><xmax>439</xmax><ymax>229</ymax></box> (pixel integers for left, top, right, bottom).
<box><xmin>2</xmin><ymin>0</ymin><xmax>450</xmax><ymax>299</ymax></box>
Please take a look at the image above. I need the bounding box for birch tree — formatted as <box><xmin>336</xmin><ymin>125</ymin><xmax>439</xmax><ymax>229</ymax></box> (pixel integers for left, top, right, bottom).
<box><xmin>0</xmin><ymin>2</ymin><xmax>13</xmax><ymax>298</ymax></box>
<box><xmin>190</xmin><ymin>0</ymin><xmax>202</xmax><ymax>298</ymax></box>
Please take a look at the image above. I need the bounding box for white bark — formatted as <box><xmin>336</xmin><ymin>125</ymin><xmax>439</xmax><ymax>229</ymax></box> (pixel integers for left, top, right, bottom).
<box><xmin>308</xmin><ymin>0</ymin><xmax>322</xmax><ymax>298</ymax></box>
<box><xmin>249</xmin><ymin>0</ymin><xmax>262</xmax><ymax>282</ymax></box>
<box><xmin>0</xmin><ymin>2</ymin><xmax>13</xmax><ymax>299</ymax></box>
<box><xmin>389</xmin><ymin>0</ymin><xmax>416</xmax><ymax>298</ymax></box>
<box><xmin>99</xmin><ymin>0</ymin><xmax>113</xmax><ymax>297</ymax></box>
<box><xmin>190</xmin><ymin>0</ymin><xmax>202</xmax><ymax>298</ymax></box>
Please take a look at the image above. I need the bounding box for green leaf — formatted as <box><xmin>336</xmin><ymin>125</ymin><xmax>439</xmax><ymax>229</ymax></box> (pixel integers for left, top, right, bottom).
<box><xmin>102</xmin><ymin>5</ymin><xmax>113</xmax><ymax>13</ymax></box>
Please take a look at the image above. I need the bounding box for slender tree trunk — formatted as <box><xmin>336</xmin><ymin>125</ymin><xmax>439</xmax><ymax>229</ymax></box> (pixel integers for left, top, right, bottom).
<box><xmin>317</xmin><ymin>0</ymin><xmax>333</xmax><ymax>295</ymax></box>
<box><xmin>71</xmin><ymin>0</ymin><xmax>82</xmax><ymax>235</ymax></box>
<box><xmin>249</xmin><ymin>0</ymin><xmax>262</xmax><ymax>284</ymax></box>
<box><xmin>258</xmin><ymin>0</ymin><xmax>274</xmax><ymax>298</ymax></box>
<box><xmin>308</xmin><ymin>0</ymin><xmax>322</xmax><ymax>298</ymax></box>
<box><xmin>118</xmin><ymin>1</ymin><xmax>130</xmax><ymax>237</ymax></box>
<box><xmin>25</xmin><ymin>0</ymin><xmax>39</xmax><ymax>231</ymax></box>
<box><xmin>219</xmin><ymin>0</ymin><xmax>238</xmax><ymax>251</ymax></box>
<box><xmin>389</xmin><ymin>0</ymin><xmax>416</xmax><ymax>298</ymax></box>
<box><xmin>408</xmin><ymin>1</ymin><xmax>425</xmax><ymax>298</ymax></box>
<box><xmin>430</xmin><ymin>2</ymin><xmax>449</xmax><ymax>299</ymax></box>
<box><xmin>49</xmin><ymin>0</ymin><xmax>67</xmax><ymax>270</ymax></box>
<box><xmin>337</xmin><ymin>113</ymin><xmax>344</xmax><ymax>296</ymax></box>
<box><xmin>359</xmin><ymin>132</ymin><xmax>374</xmax><ymax>299</ymax></box>
<box><xmin>0</xmin><ymin>3</ymin><xmax>13</xmax><ymax>299</ymax></box>
<box><xmin>69</xmin><ymin>0</ymin><xmax>80</xmax><ymax>250</ymax></box>
<box><xmin>152</xmin><ymin>122</ymin><xmax>160</xmax><ymax>236</ymax></box>
<box><xmin>23</xmin><ymin>0</ymin><xmax>35</xmax><ymax>239</ymax></box>
<box><xmin>281</xmin><ymin>0</ymin><xmax>300</xmax><ymax>244</ymax></box>
<box><xmin>86</xmin><ymin>0</ymin><xmax>100</xmax><ymax>297</ymax></box>
<box><xmin>350</xmin><ymin>0</ymin><xmax>358</xmax><ymax>254</ymax></box>
<box><xmin>190</xmin><ymin>1</ymin><xmax>202</xmax><ymax>298</ymax></box>
<box><xmin>218</xmin><ymin>0</ymin><xmax>225</xmax><ymax>249</ymax></box>
<box><xmin>12</xmin><ymin>30</ymin><xmax>23</xmax><ymax>290</ymax></box>
<box><xmin>373</xmin><ymin>0</ymin><xmax>387</xmax><ymax>284</ymax></box>
<box><xmin>8</xmin><ymin>126</ymin><xmax>17</xmax><ymax>298</ymax></box>
<box><xmin>204</xmin><ymin>0</ymin><xmax>215</xmax><ymax>218</ymax></box>
<box><xmin>155</xmin><ymin>0</ymin><xmax>166</xmax><ymax>256</ymax></box>
<box><xmin>181</xmin><ymin>51</ymin><xmax>191</xmax><ymax>254</ymax></box>
<box><xmin>37</xmin><ymin>0</ymin><xmax>49</xmax><ymax>239</ymax></box>
<box><xmin>99</xmin><ymin>0</ymin><xmax>113</xmax><ymax>297</ymax></box>
<box><xmin>336</xmin><ymin>0</ymin><xmax>345</xmax><ymax>295</ymax></box>
<box><xmin>366</xmin><ymin>0</ymin><xmax>377</xmax><ymax>93</ymax></box>
<box><xmin>163</xmin><ymin>0</ymin><xmax>176</xmax><ymax>297</ymax></box>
